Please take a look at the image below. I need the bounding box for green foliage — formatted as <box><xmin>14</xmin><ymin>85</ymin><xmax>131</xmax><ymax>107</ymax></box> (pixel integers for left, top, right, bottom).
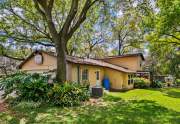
<box><xmin>18</xmin><ymin>74</ymin><xmax>50</xmax><ymax>101</ymax></box>
<box><xmin>141</xmin><ymin>0</ymin><xmax>179</xmax><ymax>78</ymax></box>
<box><xmin>0</xmin><ymin>72</ymin><xmax>90</xmax><ymax>107</ymax></box>
<box><xmin>0</xmin><ymin>0</ymin><xmax>103</xmax><ymax>58</ymax></box>
<box><xmin>0</xmin><ymin>72</ymin><xmax>50</xmax><ymax>101</ymax></box>
<box><xmin>169</xmin><ymin>53</ymin><xmax>180</xmax><ymax>79</ymax></box>
<box><xmin>134</xmin><ymin>77</ymin><xmax>150</xmax><ymax>89</ymax></box>
<box><xmin>0</xmin><ymin>71</ymin><xmax>27</xmax><ymax>97</ymax></box>
<box><xmin>156</xmin><ymin>0</ymin><xmax>180</xmax><ymax>35</ymax></box>
<box><xmin>152</xmin><ymin>81</ymin><xmax>163</xmax><ymax>88</ymax></box>
<box><xmin>111</xmin><ymin>11</ymin><xmax>144</xmax><ymax>54</ymax></box>
<box><xmin>48</xmin><ymin>83</ymin><xmax>90</xmax><ymax>106</ymax></box>
<box><xmin>14</xmin><ymin>101</ymin><xmax>41</xmax><ymax>110</ymax></box>
<box><xmin>175</xmin><ymin>79</ymin><xmax>180</xmax><ymax>86</ymax></box>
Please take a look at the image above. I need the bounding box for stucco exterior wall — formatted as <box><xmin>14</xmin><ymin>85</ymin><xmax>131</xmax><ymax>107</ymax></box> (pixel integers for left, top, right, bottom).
<box><xmin>123</xmin><ymin>74</ymin><xmax>134</xmax><ymax>89</ymax></box>
<box><xmin>21</xmin><ymin>52</ymin><xmax>57</xmax><ymax>73</ymax></box>
<box><xmin>70</xmin><ymin>64</ymin><xmax>132</xmax><ymax>89</ymax></box>
<box><xmin>67</xmin><ymin>63</ymin><xmax>72</xmax><ymax>81</ymax></box>
<box><xmin>103</xmin><ymin>56</ymin><xmax>143</xmax><ymax>71</ymax></box>
<box><xmin>104</xmin><ymin>68</ymin><xmax>129</xmax><ymax>89</ymax></box>
<box><xmin>70</xmin><ymin>64</ymin><xmax>104</xmax><ymax>87</ymax></box>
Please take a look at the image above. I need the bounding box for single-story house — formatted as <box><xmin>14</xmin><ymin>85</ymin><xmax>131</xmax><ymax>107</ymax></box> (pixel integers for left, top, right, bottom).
<box><xmin>18</xmin><ymin>51</ymin><xmax>149</xmax><ymax>90</ymax></box>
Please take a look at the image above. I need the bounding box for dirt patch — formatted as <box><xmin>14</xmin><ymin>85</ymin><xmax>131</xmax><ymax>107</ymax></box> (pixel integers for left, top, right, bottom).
<box><xmin>0</xmin><ymin>102</ymin><xmax>8</xmax><ymax>112</ymax></box>
<box><xmin>83</xmin><ymin>98</ymin><xmax>108</xmax><ymax>106</ymax></box>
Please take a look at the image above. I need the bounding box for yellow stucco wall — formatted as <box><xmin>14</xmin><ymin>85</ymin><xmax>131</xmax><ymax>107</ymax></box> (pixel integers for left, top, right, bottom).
<box><xmin>123</xmin><ymin>74</ymin><xmax>134</xmax><ymax>89</ymax></box>
<box><xmin>21</xmin><ymin>52</ymin><xmax>57</xmax><ymax>72</ymax></box>
<box><xmin>70</xmin><ymin>64</ymin><xmax>104</xmax><ymax>87</ymax></box>
<box><xmin>104</xmin><ymin>68</ymin><xmax>130</xmax><ymax>89</ymax></box>
<box><xmin>103</xmin><ymin>56</ymin><xmax>143</xmax><ymax>71</ymax></box>
<box><xmin>70</xmin><ymin>64</ymin><xmax>132</xmax><ymax>89</ymax></box>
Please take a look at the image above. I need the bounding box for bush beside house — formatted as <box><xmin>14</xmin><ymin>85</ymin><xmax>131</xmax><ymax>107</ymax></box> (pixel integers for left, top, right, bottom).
<box><xmin>151</xmin><ymin>81</ymin><xmax>163</xmax><ymax>88</ymax></box>
<box><xmin>0</xmin><ymin>72</ymin><xmax>90</xmax><ymax>107</ymax></box>
<box><xmin>134</xmin><ymin>77</ymin><xmax>150</xmax><ymax>88</ymax></box>
<box><xmin>175</xmin><ymin>79</ymin><xmax>180</xmax><ymax>86</ymax></box>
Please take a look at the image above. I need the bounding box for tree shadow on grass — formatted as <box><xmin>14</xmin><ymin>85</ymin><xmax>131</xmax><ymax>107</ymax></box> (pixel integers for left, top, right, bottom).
<box><xmin>76</xmin><ymin>100</ymin><xmax>180</xmax><ymax>124</ymax></box>
<box><xmin>161</xmin><ymin>89</ymin><xmax>180</xmax><ymax>98</ymax></box>
<box><xmin>103</xmin><ymin>94</ymin><xmax>122</xmax><ymax>102</ymax></box>
<box><xmin>1</xmin><ymin>98</ymin><xmax>180</xmax><ymax>124</ymax></box>
<box><xmin>148</xmin><ymin>88</ymin><xmax>180</xmax><ymax>98</ymax></box>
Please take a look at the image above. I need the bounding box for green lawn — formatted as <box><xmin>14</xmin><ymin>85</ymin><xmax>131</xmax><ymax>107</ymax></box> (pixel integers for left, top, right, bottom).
<box><xmin>0</xmin><ymin>88</ymin><xmax>180</xmax><ymax>124</ymax></box>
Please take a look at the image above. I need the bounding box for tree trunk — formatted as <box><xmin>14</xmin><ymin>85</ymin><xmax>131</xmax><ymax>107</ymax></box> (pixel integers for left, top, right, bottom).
<box><xmin>55</xmin><ymin>39</ymin><xmax>67</xmax><ymax>83</ymax></box>
<box><xmin>118</xmin><ymin>34</ymin><xmax>122</xmax><ymax>56</ymax></box>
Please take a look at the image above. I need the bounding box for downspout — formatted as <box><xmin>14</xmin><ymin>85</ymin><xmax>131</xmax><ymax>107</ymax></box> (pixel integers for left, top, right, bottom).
<box><xmin>77</xmin><ymin>65</ymin><xmax>80</xmax><ymax>83</ymax></box>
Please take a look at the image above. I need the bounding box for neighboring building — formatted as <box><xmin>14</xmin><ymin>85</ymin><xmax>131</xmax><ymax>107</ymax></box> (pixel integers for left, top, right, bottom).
<box><xmin>0</xmin><ymin>56</ymin><xmax>20</xmax><ymax>76</ymax></box>
<box><xmin>19</xmin><ymin>51</ymin><xmax>149</xmax><ymax>90</ymax></box>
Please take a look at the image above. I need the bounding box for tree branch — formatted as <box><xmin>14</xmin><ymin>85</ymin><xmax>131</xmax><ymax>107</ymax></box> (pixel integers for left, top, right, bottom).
<box><xmin>48</xmin><ymin>0</ymin><xmax>54</xmax><ymax>11</ymax></box>
<box><xmin>61</xmin><ymin>0</ymin><xmax>79</xmax><ymax>37</ymax></box>
<box><xmin>2</xmin><ymin>54</ymin><xmax>25</xmax><ymax>61</ymax></box>
<box><xmin>164</xmin><ymin>34</ymin><xmax>180</xmax><ymax>41</ymax></box>
<box><xmin>33</xmin><ymin>0</ymin><xmax>58</xmax><ymax>40</ymax></box>
<box><xmin>1</xmin><ymin>30</ymin><xmax>54</xmax><ymax>47</ymax></box>
<box><xmin>12</xmin><ymin>36</ymin><xmax>55</xmax><ymax>47</ymax></box>
<box><xmin>0</xmin><ymin>45</ymin><xmax>25</xmax><ymax>61</ymax></box>
<box><xmin>67</xmin><ymin>0</ymin><xmax>99</xmax><ymax>41</ymax></box>
<box><xmin>8</xmin><ymin>5</ymin><xmax>50</xmax><ymax>38</ymax></box>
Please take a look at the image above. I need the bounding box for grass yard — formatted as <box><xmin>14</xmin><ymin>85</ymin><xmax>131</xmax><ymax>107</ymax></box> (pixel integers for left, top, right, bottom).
<box><xmin>0</xmin><ymin>88</ymin><xmax>180</xmax><ymax>124</ymax></box>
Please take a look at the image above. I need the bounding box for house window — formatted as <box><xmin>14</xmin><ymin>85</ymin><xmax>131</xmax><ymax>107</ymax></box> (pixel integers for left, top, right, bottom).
<box><xmin>82</xmin><ymin>69</ymin><xmax>89</xmax><ymax>81</ymax></box>
<box><xmin>140</xmin><ymin>61</ymin><xmax>142</xmax><ymax>67</ymax></box>
<box><xmin>95</xmin><ymin>71</ymin><xmax>100</xmax><ymax>80</ymax></box>
<box><xmin>128</xmin><ymin>74</ymin><xmax>134</xmax><ymax>85</ymax></box>
<box><xmin>34</xmin><ymin>54</ymin><xmax>43</xmax><ymax>65</ymax></box>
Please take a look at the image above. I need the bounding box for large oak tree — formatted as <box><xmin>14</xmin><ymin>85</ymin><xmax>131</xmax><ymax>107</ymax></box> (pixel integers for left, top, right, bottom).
<box><xmin>0</xmin><ymin>0</ymin><xmax>101</xmax><ymax>82</ymax></box>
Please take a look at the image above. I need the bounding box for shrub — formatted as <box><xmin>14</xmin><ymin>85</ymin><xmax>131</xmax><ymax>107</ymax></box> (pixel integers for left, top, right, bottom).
<box><xmin>175</xmin><ymin>79</ymin><xmax>180</xmax><ymax>86</ymax></box>
<box><xmin>0</xmin><ymin>71</ymin><xmax>28</xmax><ymax>97</ymax></box>
<box><xmin>18</xmin><ymin>73</ymin><xmax>50</xmax><ymax>101</ymax></box>
<box><xmin>48</xmin><ymin>83</ymin><xmax>90</xmax><ymax>106</ymax></box>
<box><xmin>0</xmin><ymin>72</ymin><xmax>50</xmax><ymax>101</ymax></box>
<box><xmin>0</xmin><ymin>72</ymin><xmax>90</xmax><ymax>107</ymax></box>
<box><xmin>152</xmin><ymin>81</ymin><xmax>163</xmax><ymax>88</ymax></box>
<box><xmin>134</xmin><ymin>77</ymin><xmax>150</xmax><ymax>89</ymax></box>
